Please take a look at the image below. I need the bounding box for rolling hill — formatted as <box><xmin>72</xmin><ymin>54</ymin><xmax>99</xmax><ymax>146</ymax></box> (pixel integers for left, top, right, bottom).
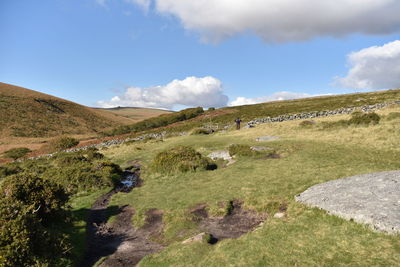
<box><xmin>98</xmin><ymin>107</ymin><xmax>173</xmax><ymax>123</ymax></box>
<box><xmin>0</xmin><ymin>82</ymin><xmax>135</xmax><ymax>138</ymax></box>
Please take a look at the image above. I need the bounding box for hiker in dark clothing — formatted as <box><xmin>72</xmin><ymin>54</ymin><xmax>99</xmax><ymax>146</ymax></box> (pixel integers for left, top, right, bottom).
<box><xmin>235</xmin><ymin>117</ymin><xmax>242</xmax><ymax>130</ymax></box>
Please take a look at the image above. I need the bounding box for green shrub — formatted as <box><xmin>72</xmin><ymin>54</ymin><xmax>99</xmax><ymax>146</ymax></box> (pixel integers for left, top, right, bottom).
<box><xmin>0</xmin><ymin>175</ymin><xmax>70</xmax><ymax>266</ymax></box>
<box><xmin>151</xmin><ymin>146</ymin><xmax>216</xmax><ymax>174</ymax></box>
<box><xmin>107</xmin><ymin>107</ymin><xmax>204</xmax><ymax>136</ymax></box>
<box><xmin>49</xmin><ymin>137</ymin><xmax>79</xmax><ymax>151</ymax></box>
<box><xmin>191</xmin><ymin>128</ymin><xmax>213</xmax><ymax>135</ymax></box>
<box><xmin>0</xmin><ymin>164</ymin><xmax>23</xmax><ymax>179</ymax></box>
<box><xmin>208</xmin><ymin>107</ymin><xmax>216</xmax><ymax>111</ymax></box>
<box><xmin>348</xmin><ymin>112</ymin><xmax>380</xmax><ymax>125</ymax></box>
<box><xmin>3</xmin><ymin>147</ymin><xmax>32</xmax><ymax>160</ymax></box>
<box><xmin>228</xmin><ymin>144</ymin><xmax>254</xmax><ymax>157</ymax></box>
<box><xmin>386</xmin><ymin>112</ymin><xmax>400</xmax><ymax>121</ymax></box>
<box><xmin>4</xmin><ymin>150</ymin><xmax>122</xmax><ymax>194</ymax></box>
<box><xmin>299</xmin><ymin>120</ymin><xmax>316</xmax><ymax>128</ymax></box>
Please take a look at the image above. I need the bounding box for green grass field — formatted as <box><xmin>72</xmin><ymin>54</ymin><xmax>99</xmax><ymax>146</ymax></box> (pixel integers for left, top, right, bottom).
<box><xmin>95</xmin><ymin>106</ymin><xmax>400</xmax><ymax>266</ymax></box>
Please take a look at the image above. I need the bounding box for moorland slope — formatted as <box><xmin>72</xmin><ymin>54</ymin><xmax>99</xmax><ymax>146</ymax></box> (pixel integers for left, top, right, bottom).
<box><xmin>0</xmin><ymin>82</ymin><xmax>134</xmax><ymax>138</ymax></box>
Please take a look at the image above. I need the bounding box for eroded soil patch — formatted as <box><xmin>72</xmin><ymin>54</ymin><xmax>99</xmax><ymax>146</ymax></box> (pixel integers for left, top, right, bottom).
<box><xmin>98</xmin><ymin>208</ymin><xmax>165</xmax><ymax>267</ymax></box>
<box><xmin>189</xmin><ymin>200</ymin><xmax>266</xmax><ymax>243</ymax></box>
<box><xmin>80</xmin><ymin>167</ymin><xmax>165</xmax><ymax>267</ymax></box>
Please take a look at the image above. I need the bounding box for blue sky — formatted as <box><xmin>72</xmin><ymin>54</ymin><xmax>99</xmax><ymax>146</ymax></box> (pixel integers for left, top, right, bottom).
<box><xmin>1</xmin><ymin>0</ymin><xmax>400</xmax><ymax>110</ymax></box>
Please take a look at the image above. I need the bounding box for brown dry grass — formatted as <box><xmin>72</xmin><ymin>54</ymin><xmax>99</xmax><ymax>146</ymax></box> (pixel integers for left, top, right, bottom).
<box><xmin>99</xmin><ymin>107</ymin><xmax>172</xmax><ymax>123</ymax></box>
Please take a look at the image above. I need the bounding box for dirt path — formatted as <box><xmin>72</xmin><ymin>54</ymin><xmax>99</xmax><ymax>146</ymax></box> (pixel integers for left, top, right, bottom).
<box><xmin>80</xmin><ymin>167</ymin><xmax>165</xmax><ymax>267</ymax></box>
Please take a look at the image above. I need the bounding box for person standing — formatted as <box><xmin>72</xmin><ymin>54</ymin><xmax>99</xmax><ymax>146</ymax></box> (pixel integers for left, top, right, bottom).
<box><xmin>235</xmin><ymin>117</ymin><xmax>242</xmax><ymax>130</ymax></box>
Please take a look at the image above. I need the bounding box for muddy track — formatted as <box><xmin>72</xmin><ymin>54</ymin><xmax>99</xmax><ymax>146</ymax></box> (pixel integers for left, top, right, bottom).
<box><xmin>80</xmin><ymin>167</ymin><xmax>164</xmax><ymax>267</ymax></box>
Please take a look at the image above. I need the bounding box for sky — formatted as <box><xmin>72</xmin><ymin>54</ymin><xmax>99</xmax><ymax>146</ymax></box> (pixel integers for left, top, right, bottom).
<box><xmin>1</xmin><ymin>0</ymin><xmax>400</xmax><ymax>110</ymax></box>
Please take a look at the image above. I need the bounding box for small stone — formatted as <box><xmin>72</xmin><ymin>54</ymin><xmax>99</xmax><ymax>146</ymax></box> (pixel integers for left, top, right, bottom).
<box><xmin>182</xmin><ymin>233</ymin><xmax>206</xmax><ymax>244</ymax></box>
<box><xmin>273</xmin><ymin>212</ymin><xmax>285</xmax><ymax>218</ymax></box>
<box><xmin>256</xmin><ymin>136</ymin><xmax>280</xmax><ymax>142</ymax></box>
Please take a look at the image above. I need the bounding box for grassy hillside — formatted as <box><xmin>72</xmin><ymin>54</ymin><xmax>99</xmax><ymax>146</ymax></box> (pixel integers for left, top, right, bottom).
<box><xmin>114</xmin><ymin>89</ymin><xmax>400</xmax><ymax>137</ymax></box>
<box><xmin>100</xmin><ymin>105</ymin><xmax>400</xmax><ymax>266</ymax></box>
<box><xmin>0</xmin><ymin>83</ymin><xmax>132</xmax><ymax>138</ymax></box>
<box><xmin>98</xmin><ymin>107</ymin><xmax>173</xmax><ymax>122</ymax></box>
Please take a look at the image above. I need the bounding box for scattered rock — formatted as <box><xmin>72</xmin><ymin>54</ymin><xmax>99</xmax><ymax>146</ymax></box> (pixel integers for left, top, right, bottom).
<box><xmin>208</xmin><ymin>150</ymin><xmax>236</xmax><ymax>165</ymax></box>
<box><xmin>273</xmin><ymin>212</ymin><xmax>285</xmax><ymax>218</ymax></box>
<box><xmin>182</xmin><ymin>233</ymin><xmax>206</xmax><ymax>245</ymax></box>
<box><xmin>296</xmin><ymin>170</ymin><xmax>400</xmax><ymax>234</ymax></box>
<box><xmin>255</xmin><ymin>136</ymin><xmax>280</xmax><ymax>142</ymax></box>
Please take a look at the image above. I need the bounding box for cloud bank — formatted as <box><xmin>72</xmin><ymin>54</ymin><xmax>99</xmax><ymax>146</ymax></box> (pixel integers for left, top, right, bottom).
<box><xmin>230</xmin><ymin>91</ymin><xmax>313</xmax><ymax>106</ymax></box>
<box><xmin>336</xmin><ymin>40</ymin><xmax>400</xmax><ymax>90</ymax></box>
<box><xmin>127</xmin><ymin>0</ymin><xmax>400</xmax><ymax>42</ymax></box>
<box><xmin>97</xmin><ymin>76</ymin><xmax>229</xmax><ymax>109</ymax></box>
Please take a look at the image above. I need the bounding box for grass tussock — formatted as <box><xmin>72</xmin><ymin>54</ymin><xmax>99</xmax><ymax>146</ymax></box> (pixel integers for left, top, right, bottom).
<box><xmin>299</xmin><ymin>120</ymin><xmax>316</xmax><ymax>128</ymax></box>
<box><xmin>49</xmin><ymin>136</ymin><xmax>79</xmax><ymax>151</ymax></box>
<box><xmin>191</xmin><ymin>128</ymin><xmax>214</xmax><ymax>135</ymax></box>
<box><xmin>3</xmin><ymin>147</ymin><xmax>32</xmax><ymax>160</ymax></box>
<box><xmin>151</xmin><ymin>146</ymin><xmax>216</xmax><ymax>174</ymax></box>
<box><xmin>228</xmin><ymin>144</ymin><xmax>254</xmax><ymax>157</ymax></box>
<box><xmin>386</xmin><ymin>112</ymin><xmax>400</xmax><ymax>121</ymax></box>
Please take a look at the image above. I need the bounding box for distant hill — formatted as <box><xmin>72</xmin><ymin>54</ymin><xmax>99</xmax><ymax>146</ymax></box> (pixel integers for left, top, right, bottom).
<box><xmin>98</xmin><ymin>107</ymin><xmax>173</xmax><ymax>123</ymax></box>
<box><xmin>0</xmin><ymin>82</ymin><xmax>134</xmax><ymax>138</ymax></box>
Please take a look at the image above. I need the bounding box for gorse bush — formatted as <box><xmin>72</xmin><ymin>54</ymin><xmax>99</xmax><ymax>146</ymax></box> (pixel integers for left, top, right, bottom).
<box><xmin>49</xmin><ymin>136</ymin><xmax>79</xmax><ymax>151</ymax></box>
<box><xmin>106</xmin><ymin>107</ymin><xmax>204</xmax><ymax>136</ymax></box>
<box><xmin>4</xmin><ymin>149</ymin><xmax>122</xmax><ymax>194</ymax></box>
<box><xmin>151</xmin><ymin>146</ymin><xmax>216</xmax><ymax>174</ymax></box>
<box><xmin>348</xmin><ymin>112</ymin><xmax>380</xmax><ymax>125</ymax></box>
<box><xmin>0</xmin><ymin>175</ymin><xmax>70</xmax><ymax>266</ymax></box>
<box><xmin>3</xmin><ymin>147</ymin><xmax>32</xmax><ymax>160</ymax></box>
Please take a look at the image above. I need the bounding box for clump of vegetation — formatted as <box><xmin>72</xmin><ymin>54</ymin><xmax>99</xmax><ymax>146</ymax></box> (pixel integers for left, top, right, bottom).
<box><xmin>0</xmin><ymin>174</ymin><xmax>70</xmax><ymax>266</ymax></box>
<box><xmin>386</xmin><ymin>112</ymin><xmax>400</xmax><ymax>121</ymax></box>
<box><xmin>299</xmin><ymin>120</ymin><xmax>316</xmax><ymax>128</ymax></box>
<box><xmin>3</xmin><ymin>149</ymin><xmax>122</xmax><ymax>194</ymax></box>
<box><xmin>107</xmin><ymin>107</ymin><xmax>204</xmax><ymax>136</ymax></box>
<box><xmin>49</xmin><ymin>136</ymin><xmax>79</xmax><ymax>151</ymax></box>
<box><xmin>191</xmin><ymin>128</ymin><xmax>214</xmax><ymax>135</ymax></box>
<box><xmin>208</xmin><ymin>107</ymin><xmax>216</xmax><ymax>111</ymax></box>
<box><xmin>225</xmin><ymin>200</ymin><xmax>235</xmax><ymax>215</ymax></box>
<box><xmin>151</xmin><ymin>146</ymin><xmax>217</xmax><ymax>174</ymax></box>
<box><xmin>0</xmin><ymin>164</ymin><xmax>22</xmax><ymax>179</ymax></box>
<box><xmin>348</xmin><ymin>112</ymin><xmax>380</xmax><ymax>125</ymax></box>
<box><xmin>3</xmin><ymin>147</ymin><xmax>32</xmax><ymax>160</ymax></box>
<box><xmin>321</xmin><ymin>112</ymin><xmax>381</xmax><ymax>129</ymax></box>
<box><xmin>228</xmin><ymin>144</ymin><xmax>254</xmax><ymax>157</ymax></box>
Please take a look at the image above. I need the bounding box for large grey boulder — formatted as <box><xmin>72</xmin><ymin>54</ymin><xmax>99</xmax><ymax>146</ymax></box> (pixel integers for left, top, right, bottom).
<box><xmin>296</xmin><ymin>171</ymin><xmax>400</xmax><ymax>234</ymax></box>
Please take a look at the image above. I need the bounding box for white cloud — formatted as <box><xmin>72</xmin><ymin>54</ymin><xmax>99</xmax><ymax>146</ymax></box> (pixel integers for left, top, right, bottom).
<box><xmin>125</xmin><ymin>0</ymin><xmax>400</xmax><ymax>43</ymax></box>
<box><xmin>229</xmin><ymin>91</ymin><xmax>313</xmax><ymax>106</ymax></box>
<box><xmin>336</xmin><ymin>40</ymin><xmax>400</xmax><ymax>90</ymax></box>
<box><xmin>97</xmin><ymin>76</ymin><xmax>229</xmax><ymax>109</ymax></box>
